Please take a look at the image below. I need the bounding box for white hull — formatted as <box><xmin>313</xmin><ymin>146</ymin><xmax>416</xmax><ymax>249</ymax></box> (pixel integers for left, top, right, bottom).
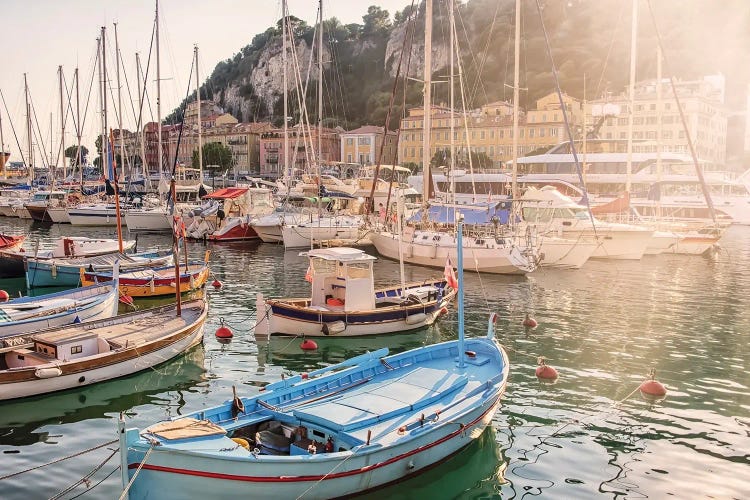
<box><xmin>46</xmin><ymin>206</ymin><xmax>71</xmax><ymax>223</ymax></box>
<box><xmin>125</xmin><ymin>387</ymin><xmax>502</xmax><ymax>499</ymax></box>
<box><xmin>644</xmin><ymin>231</ymin><xmax>682</xmax><ymax>255</ymax></box>
<box><xmin>253</xmin><ymin>223</ymin><xmax>284</xmax><ymax>243</ymax></box>
<box><xmin>370</xmin><ymin>231</ymin><xmax>536</xmax><ymax>275</ymax></box>
<box><xmin>282</xmin><ymin>222</ymin><xmax>362</xmax><ymax>248</ymax></box>
<box><xmin>1</xmin><ymin>323</ymin><xmax>204</xmax><ymax>400</ymax></box>
<box><xmin>537</xmin><ymin>235</ymin><xmax>597</xmax><ymax>269</ymax></box>
<box><xmin>124</xmin><ymin>210</ymin><xmax>172</xmax><ymax>232</ymax></box>
<box><xmin>16</xmin><ymin>206</ymin><xmax>32</xmax><ymax>219</ymax></box>
<box><xmin>68</xmin><ymin>209</ymin><xmax>119</xmax><ymax>226</ymax></box>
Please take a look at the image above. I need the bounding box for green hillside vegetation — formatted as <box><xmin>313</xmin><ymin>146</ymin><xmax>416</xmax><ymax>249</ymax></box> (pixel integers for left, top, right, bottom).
<box><xmin>166</xmin><ymin>0</ymin><xmax>749</xmax><ymax>135</ymax></box>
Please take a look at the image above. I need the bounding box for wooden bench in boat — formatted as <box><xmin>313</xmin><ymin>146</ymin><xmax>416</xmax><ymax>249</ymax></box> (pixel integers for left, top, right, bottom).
<box><xmin>291</xmin><ymin>366</ymin><xmax>468</xmax><ymax>432</ymax></box>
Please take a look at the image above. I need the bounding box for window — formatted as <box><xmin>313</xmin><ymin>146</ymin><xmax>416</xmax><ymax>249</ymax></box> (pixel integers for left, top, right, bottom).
<box><xmin>499</xmin><ymin>130</ymin><xmax>504</xmax><ymax>139</ymax></box>
<box><xmin>347</xmin><ymin>154</ymin><xmax>352</xmax><ymax>162</ymax></box>
<box><xmin>529</xmin><ymin>128</ymin><xmax>535</xmax><ymax>138</ymax></box>
<box><xmin>357</xmin><ymin>137</ymin><xmax>371</xmax><ymax>145</ymax></box>
<box><xmin>646</xmin><ymin>117</ymin><xmax>657</xmax><ymax>125</ymax></box>
<box><xmin>480</xmin><ymin>130</ymin><xmax>485</xmax><ymax>139</ymax></box>
<box><xmin>550</xmin><ymin>128</ymin><xmax>558</xmax><ymax>137</ymax></box>
<box><xmin>618</xmin><ymin>118</ymin><xmax>627</xmax><ymax>125</ymax></box>
<box><xmin>71</xmin><ymin>345</ymin><xmax>83</xmax><ymax>354</ymax></box>
<box><xmin>634</xmin><ymin>117</ymin><xmax>644</xmax><ymax>125</ymax></box>
<box><xmin>346</xmin><ymin>138</ymin><xmax>353</xmax><ymax>145</ymax></box>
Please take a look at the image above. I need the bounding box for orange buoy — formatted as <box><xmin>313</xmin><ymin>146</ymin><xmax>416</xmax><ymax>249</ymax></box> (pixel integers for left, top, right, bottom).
<box><xmin>0</xmin><ymin>290</ymin><xmax>9</xmax><ymax>302</ymax></box>
<box><xmin>300</xmin><ymin>338</ymin><xmax>318</xmax><ymax>351</ymax></box>
<box><xmin>523</xmin><ymin>313</ymin><xmax>538</xmax><ymax>328</ymax></box>
<box><xmin>639</xmin><ymin>369</ymin><xmax>667</xmax><ymax>399</ymax></box>
<box><xmin>215</xmin><ymin>318</ymin><xmax>233</xmax><ymax>339</ymax></box>
<box><xmin>212</xmin><ymin>279</ymin><xmax>223</xmax><ymax>289</ymax></box>
<box><xmin>535</xmin><ymin>357</ymin><xmax>558</xmax><ymax>381</ymax></box>
<box><xmin>119</xmin><ymin>295</ymin><xmax>134</xmax><ymax>306</ymax></box>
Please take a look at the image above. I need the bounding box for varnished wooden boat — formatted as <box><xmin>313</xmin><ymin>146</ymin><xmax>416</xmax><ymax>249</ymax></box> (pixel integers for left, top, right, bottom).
<box><xmin>81</xmin><ymin>261</ymin><xmax>210</xmax><ymax>297</ymax></box>
<box><xmin>0</xmin><ymin>298</ymin><xmax>207</xmax><ymax>401</ymax></box>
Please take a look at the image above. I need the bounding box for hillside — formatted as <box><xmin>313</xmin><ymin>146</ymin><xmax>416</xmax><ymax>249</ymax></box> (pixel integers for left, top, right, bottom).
<box><xmin>166</xmin><ymin>0</ymin><xmax>749</xmax><ymax>135</ymax></box>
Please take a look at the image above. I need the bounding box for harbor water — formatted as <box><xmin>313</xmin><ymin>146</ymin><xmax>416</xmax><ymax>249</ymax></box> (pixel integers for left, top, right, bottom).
<box><xmin>1</xmin><ymin>218</ymin><xmax>748</xmax><ymax>499</ymax></box>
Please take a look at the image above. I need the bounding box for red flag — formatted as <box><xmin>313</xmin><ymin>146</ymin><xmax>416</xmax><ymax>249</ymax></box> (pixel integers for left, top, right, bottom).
<box><xmin>305</xmin><ymin>264</ymin><xmax>313</xmax><ymax>283</ymax></box>
<box><xmin>172</xmin><ymin>215</ymin><xmax>186</xmax><ymax>240</ymax></box>
<box><xmin>444</xmin><ymin>256</ymin><xmax>458</xmax><ymax>290</ymax></box>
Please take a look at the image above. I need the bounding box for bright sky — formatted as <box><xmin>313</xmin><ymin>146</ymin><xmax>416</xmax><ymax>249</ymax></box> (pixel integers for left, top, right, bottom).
<box><xmin>1</xmin><ymin>0</ymin><xmax>411</xmax><ymax>164</ymax></box>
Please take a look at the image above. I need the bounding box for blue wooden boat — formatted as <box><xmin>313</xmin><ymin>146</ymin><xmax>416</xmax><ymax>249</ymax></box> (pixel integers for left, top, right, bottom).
<box><xmin>25</xmin><ymin>250</ymin><xmax>172</xmax><ymax>288</ymax></box>
<box><xmin>0</xmin><ymin>272</ymin><xmax>119</xmax><ymax>338</ymax></box>
<box><xmin>118</xmin><ymin>221</ymin><xmax>509</xmax><ymax>499</ymax></box>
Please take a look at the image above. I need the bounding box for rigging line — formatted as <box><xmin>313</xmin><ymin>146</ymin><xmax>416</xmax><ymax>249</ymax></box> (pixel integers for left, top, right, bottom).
<box><xmin>368</xmin><ymin>0</ymin><xmax>418</xmax><ymax>215</ymax></box>
<box><xmin>502</xmin><ymin>14</ymin><xmax>512</xmax><ymax>102</ymax></box>
<box><xmin>28</xmin><ymin>95</ymin><xmax>51</xmax><ymax>169</ymax></box>
<box><xmin>453</xmin><ymin>9</ymin><xmax>478</xmax><ymax>202</ymax></box>
<box><xmin>532</xmin><ymin>0</ymin><xmax>597</xmax><ymax>238</ymax></box>
<box><xmin>0</xmin><ymin>440</ymin><xmax>118</xmax><ymax>481</ymax></box>
<box><xmin>48</xmin><ymin>449</ymin><xmax>118</xmax><ymax>500</ymax></box>
<box><xmin>80</xmin><ymin>39</ymin><xmax>102</xmax><ymax>164</ymax></box>
<box><xmin>0</xmin><ymin>89</ymin><xmax>27</xmax><ymax>166</ymax></box>
<box><xmin>65</xmin><ymin>466</ymin><xmax>120</xmax><ymax>500</ymax></box>
<box><xmin>168</xmin><ymin>52</ymin><xmax>195</xmax><ymax>180</ymax></box>
<box><xmin>644</xmin><ymin>0</ymin><xmax>718</xmax><ymax>229</ymax></box>
<box><xmin>594</xmin><ymin>0</ymin><xmax>627</xmax><ymax>100</ymax></box>
<box><xmin>456</xmin><ymin>1</ymin><xmax>495</xmax><ymax>108</ymax></box>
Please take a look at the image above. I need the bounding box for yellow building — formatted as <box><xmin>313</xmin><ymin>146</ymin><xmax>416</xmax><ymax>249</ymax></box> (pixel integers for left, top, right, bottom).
<box><xmin>398</xmin><ymin>93</ymin><xmax>584</xmax><ymax>168</ymax></box>
<box><xmin>340</xmin><ymin>125</ymin><xmax>398</xmax><ymax>166</ymax></box>
<box><xmin>588</xmin><ymin>76</ymin><xmax>728</xmax><ymax>168</ymax></box>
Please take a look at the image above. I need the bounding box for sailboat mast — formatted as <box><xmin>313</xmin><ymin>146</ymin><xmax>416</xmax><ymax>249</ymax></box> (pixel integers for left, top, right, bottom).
<box><xmin>656</xmin><ymin>45</ymin><xmax>662</xmax><ymax>220</ymax></box>
<box><xmin>136</xmin><ymin>53</ymin><xmax>146</xmax><ymax>179</ymax></box>
<box><xmin>156</xmin><ymin>0</ymin><xmax>163</xmax><ymax>179</ymax></box>
<box><xmin>102</xmin><ymin>26</ymin><xmax>109</xmax><ymax>182</ymax></box>
<box><xmin>457</xmin><ymin>217</ymin><xmax>465</xmax><ymax>369</ymax></box>
<box><xmin>282</xmin><ymin>0</ymin><xmax>289</xmax><ymax>184</ymax></box>
<box><xmin>115</xmin><ymin>22</ymin><xmax>125</xmax><ymax>181</ymax></box>
<box><xmin>422</xmin><ymin>0</ymin><xmax>432</xmax><ymax>201</ymax></box>
<box><xmin>511</xmin><ymin>0</ymin><xmax>520</xmax><ymax>200</ymax></box>
<box><xmin>58</xmin><ymin>66</ymin><xmax>65</xmax><ymax>183</ymax></box>
<box><xmin>449</xmin><ymin>0</ymin><xmax>455</xmax><ymax>205</ymax></box>
<box><xmin>317</xmin><ymin>0</ymin><xmax>323</xmax><ymax>167</ymax></box>
<box><xmin>195</xmin><ymin>45</ymin><xmax>203</xmax><ymax>181</ymax></box>
<box><xmin>24</xmin><ymin>73</ymin><xmax>33</xmax><ymax>184</ymax></box>
<box><xmin>626</xmin><ymin>0</ymin><xmax>638</xmax><ymax>193</ymax></box>
<box><xmin>75</xmin><ymin>67</ymin><xmax>82</xmax><ymax>185</ymax></box>
<box><xmin>0</xmin><ymin>102</ymin><xmax>4</xmax><ymax>177</ymax></box>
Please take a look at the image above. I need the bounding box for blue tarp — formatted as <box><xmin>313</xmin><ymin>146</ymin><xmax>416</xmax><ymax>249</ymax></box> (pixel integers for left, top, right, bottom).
<box><xmin>409</xmin><ymin>202</ymin><xmax>511</xmax><ymax>225</ymax></box>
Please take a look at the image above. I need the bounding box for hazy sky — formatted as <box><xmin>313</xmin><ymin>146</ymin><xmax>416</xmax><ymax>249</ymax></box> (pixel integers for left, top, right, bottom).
<box><xmin>1</xmin><ymin>0</ymin><xmax>412</xmax><ymax>164</ymax></box>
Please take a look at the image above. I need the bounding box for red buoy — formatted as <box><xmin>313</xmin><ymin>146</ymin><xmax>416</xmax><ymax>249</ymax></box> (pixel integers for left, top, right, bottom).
<box><xmin>215</xmin><ymin>318</ymin><xmax>233</xmax><ymax>339</ymax></box>
<box><xmin>639</xmin><ymin>369</ymin><xmax>667</xmax><ymax>399</ymax></box>
<box><xmin>0</xmin><ymin>290</ymin><xmax>9</xmax><ymax>302</ymax></box>
<box><xmin>535</xmin><ymin>357</ymin><xmax>558</xmax><ymax>381</ymax></box>
<box><xmin>119</xmin><ymin>295</ymin><xmax>134</xmax><ymax>306</ymax></box>
<box><xmin>300</xmin><ymin>339</ymin><xmax>318</xmax><ymax>351</ymax></box>
<box><xmin>212</xmin><ymin>279</ymin><xmax>223</xmax><ymax>289</ymax></box>
<box><xmin>301</xmin><ymin>373</ymin><xmax>309</xmax><ymax>380</ymax></box>
<box><xmin>523</xmin><ymin>313</ymin><xmax>538</xmax><ymax>328</ymax></box>
<box><xmin>439</xmin><ymin>306</ymin><xmax>449</xmax><ymax>316</ymax></box>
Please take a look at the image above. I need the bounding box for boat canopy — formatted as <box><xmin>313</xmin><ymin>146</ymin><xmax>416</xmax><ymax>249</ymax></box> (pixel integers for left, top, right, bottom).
<box><xmin>203</xmin><ymin>187</ymin><xmax>248</xmax><ymax>199</ymax></box>
<box><xmin>301</xmin><ymin>247</ymin><xmax>376</xmax><ymax>263</ymax></box>
<box><xmin>410</xmin><ymin>202</ymin><xmax>511</xmax><ymax>225</ymax></box>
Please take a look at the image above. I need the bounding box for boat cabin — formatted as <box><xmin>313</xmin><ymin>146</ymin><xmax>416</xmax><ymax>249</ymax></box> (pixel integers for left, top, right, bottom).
<box><xmin>303</xmin><ymin>248</ymin><xmax>376</xmax><ymax>312</ymax></box>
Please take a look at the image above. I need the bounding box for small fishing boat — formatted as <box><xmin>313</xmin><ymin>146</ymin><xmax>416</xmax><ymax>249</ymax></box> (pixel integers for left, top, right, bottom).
<box><xmin>118</xmin><ymin>220</ymin><xmax>508</xmax><ymax>499</ymax></box>
<box><xmin>0</xmin><ymin>298</ymin><xmax>207</xmax><ymax>401</ymax></box>
<box><xmin>25</xmin><ymin>250</ymin><xmax>173</xmax><ymax>289</ymax></box>
<box><xmin>0</xmin><ymin>236</ymin><xmax>136</xmax><ymax>279</ymax></box>
<box><xmin>254</xmin><ymin>247</ymin><xmax>455</xmax><ymax>337</ymax></box>
<box><xmin>0</xmin><ymin>233</ymin><xmax>25</xmax><ymax>251</ymax></box>
<box><xmin>0</xmin><ymin>276</ymin><xmax>119</xmax><ymax>338</ymax></box>
<box><xmin>80</xmin><ymin>253</ymin><xmax>210</xmax><ymax>297</ymax></box>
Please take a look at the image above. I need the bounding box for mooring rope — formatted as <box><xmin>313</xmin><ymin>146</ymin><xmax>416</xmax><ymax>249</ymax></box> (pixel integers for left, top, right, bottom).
<box><xmin>118</xmin><ymin>443</ymin><xmax>155</xmax><ymax>500</ymax></box>
<box><xmin>0</xmin><ymin>439</ymin><xmax>118</xmax><ymax>481</ymax></box>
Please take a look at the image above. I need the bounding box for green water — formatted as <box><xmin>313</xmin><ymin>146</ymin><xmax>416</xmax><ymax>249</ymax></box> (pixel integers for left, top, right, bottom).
<box><xmin>0</xmin><ymin>218</ymin><xmax>748</xmax><ymax>499</ymax></box>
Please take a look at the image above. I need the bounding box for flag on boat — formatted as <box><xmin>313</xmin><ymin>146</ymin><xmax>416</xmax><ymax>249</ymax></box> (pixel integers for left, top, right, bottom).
<box><xmin>172</xmin><ymin>215</ymin><xmax>187</xmax><ymax>242</ymax></box>
<box><xmin>305</xmin><ymin>264</ymin><xmax>313</xmax><ymax>283</ymax></box>
<box><xmin>444</xmin><ymin>256</ymin><xmax>458</xmax><ymax>290</ymax></box>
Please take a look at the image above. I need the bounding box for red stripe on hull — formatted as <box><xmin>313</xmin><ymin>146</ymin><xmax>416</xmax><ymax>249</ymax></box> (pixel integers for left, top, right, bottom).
<box><xmin>129</xmin><ymin>396</ymin><xmax>500</xmax><ymax>484</ymax></box>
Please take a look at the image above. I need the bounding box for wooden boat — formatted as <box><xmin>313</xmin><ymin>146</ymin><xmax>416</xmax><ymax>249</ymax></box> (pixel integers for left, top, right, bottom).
<box><xmin>0</xmin><ymin>236</ymin><xmax>136</xmax><ymax>279</ymax></box>
<box><xmin>0</xmin><ymin>233</ymin><xmax>24</xmax><ymax>251</ymax></box>
<box><xmin>118</xmin><ymin>221</ymin><xmax>508</xmax><ymax>499</ymax></box>
<box><xmin>81</xmin><ymin>255</ymin><xmax>210</xmax><ymax>297</ymax></box>
<box><xmin>25</xmin><ymin>250</ymin><xmax>173</xmax><ymax>288</ymax></box>
<box><xmin>254</xmin><ymin>247</ymin><xmax>455</xmax><ymax>337</ymax></box>
<box><xmin>0</xmin><ymin>298</ymin><xmax>207</xmax><ymax>401</ymax></box>
<box><xmin>0</xmin><ymin>278</ymin><xmax>119</xmax><ymax>338</ymax></box>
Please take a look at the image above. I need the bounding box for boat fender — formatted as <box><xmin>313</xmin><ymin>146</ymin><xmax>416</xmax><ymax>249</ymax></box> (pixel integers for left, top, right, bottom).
<box><xmin>322</xmin><ymin>321</ymin><xmax>346</xmax><ymax>335</ymax></box>
<box><xmin>405</xmin><ymin>313</ymin><xmax>427</xmax><ymax>325</ymax></box>
<box><xmin>231</xmin><ymin>386</ymin><xmax>245</xmax><ymax>418</ymax></box>
<box><xmin>35</xmin><ymin>367</ymin><xmax>62</xmax><ymax>379</ymax></box>
<box><xmin>231</xmin><ymin>438</ymin><xmax>251</xmax><ymax>450</ymax></box>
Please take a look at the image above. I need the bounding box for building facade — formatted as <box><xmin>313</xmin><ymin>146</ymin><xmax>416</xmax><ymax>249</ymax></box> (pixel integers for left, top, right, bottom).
<box><xmin>398</xmin><ymin>93</ymin><xmax>584</xmax><ymax>168</ymax></box>
<box><xmin>588</xmin><ymin>75</ymin><xmax>729</xmax><ymax>168</ymax></box>
<box><xmin>340</xmin><ymin>125</ymin><xmax>398</xmax><ymax>166</ymax></box>
<box><xmin>259</xmin><ymin>125</ymin><xmax>341</xmax><ymax>179</ymax></box>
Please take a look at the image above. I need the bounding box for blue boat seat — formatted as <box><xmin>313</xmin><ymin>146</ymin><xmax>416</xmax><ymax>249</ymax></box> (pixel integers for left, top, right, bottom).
<box><xmin>292</xmin><ymin>367</ymin><xmax>467</xmax><ymax>432</ymax></box>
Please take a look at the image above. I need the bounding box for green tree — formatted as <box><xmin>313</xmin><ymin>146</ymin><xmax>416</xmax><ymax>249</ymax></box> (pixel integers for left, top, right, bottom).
<box><xmin>64</xmin><ymin>145</ymin><xmax>89</xmax><ymax>166</ymax></box>
<box><xmin>192</xmin><ymin>142</ymin><xmax>234</xmax><ymax>177</ymax></box>
<box><xmin>362</xmin><ymin>6</ymin><xmax>391</xmax><ymax>36</ymax></box>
